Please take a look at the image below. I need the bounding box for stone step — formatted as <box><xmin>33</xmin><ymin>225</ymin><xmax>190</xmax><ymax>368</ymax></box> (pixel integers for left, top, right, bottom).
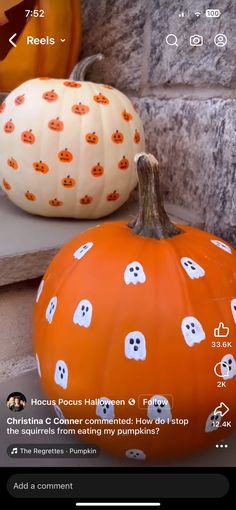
<box><xmin>0</xmin><ymin>194</ymin><xmax>204</xmax><ymax>287</ymax></box>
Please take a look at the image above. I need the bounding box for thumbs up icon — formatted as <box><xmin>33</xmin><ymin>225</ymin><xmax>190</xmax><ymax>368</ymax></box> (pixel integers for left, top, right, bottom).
<box><xmin>214</xmin><ymin>322</ymin><xmax>229</xmax><ymax>338</ymax></box>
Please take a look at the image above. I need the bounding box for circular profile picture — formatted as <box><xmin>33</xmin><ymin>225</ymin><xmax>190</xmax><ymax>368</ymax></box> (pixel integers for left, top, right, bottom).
<box><xmin>6</xmin><ymin>392</ymin><xmax>27</xmax><ymax>412</ymax></box>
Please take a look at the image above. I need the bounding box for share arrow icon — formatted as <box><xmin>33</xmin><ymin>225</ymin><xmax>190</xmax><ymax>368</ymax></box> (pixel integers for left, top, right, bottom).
<box><xmin>214</xmin><ymin>402</ymin><xmax>229</xmax><ymax>417</ymax></box>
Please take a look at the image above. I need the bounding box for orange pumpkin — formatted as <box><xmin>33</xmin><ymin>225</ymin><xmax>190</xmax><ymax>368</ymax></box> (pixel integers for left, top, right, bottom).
<box><xmin>85</xmin><ymin>132</ymin><xmax>99</xmax><ymax>145</ymax></box>
<box><xmin>2</xmin><ymin>177</ymin><xmax>11</xmax><ymax>190</ymax></box>
<box><xmin>61</xmin><ymin>175</ymin><xmax>76</xmax><ymax>188</ymax></box>
<box><xmin>112</xmin><ymin>129</ymin><xmax>124</xmax><ymax>144</ymax></box>
<box><xmin>106</xmin><ymin>190</ymin><xmax>120</xmax><ymax>202</ymax></box>
<box><xmin>64</xmin><ymin>80</ymin><xmax>81</xmax><ymax>88</ymax></box>
<box><xmin>0</xmin><ymin>0</ymin><xmax>81</xmax><ymax>92</ymax></box>
<box><xmin>42</xmin><ymin>90</ymin><xmax>58</xmax><ymax>103</ymax></box>
<box><xmin>0</xmin><ymin>102</ymin><xmax>6</xmax><ymax>113</ymax></box>
<box><xmin>21</xmin><ymin>129</ymin><xmax>35</xmax><ymax>144</ymax></box>
<box><xmin>33</xmin><ymin>161</ymin><xmax>49</xmax><ymax>174</ymax></box>
<box><xmin>58</xmin><ymin>148</ymin><xmax>73</xmax><ymax>163</ymax></box>
<box><xmin>33</xmin><ymin>153</ymin><xmax>236</xmax><ymax>462</ymax></box>
<box><xmin>80</xmin><ymin>194</ymin><xmax>93</xmax><ymax>205</ymax></box>
<box><xmin>48</xmin><ymin>117</ymin><xmax>64</xmax><ymax>132</ymax></box>
<box><xmin>72</xmin><ymin>103</ymin><xmax>90</xmax><ymax>115</ymax></box>
<box><xmin>7</xmin><ymin>157</ymin><xmax>18</xmax><ymax>170</ymax></box>
<box><xmin>49</xmin><ymin>198</ymin><xmax>63</xmax><ymax>207</ymax></box>
<box><xmin>122</xmin><ymin>110</ymin><xmax>133</xmax><ymax>122</ymax></box>
<box><xmin>14</xmin><ymin>94</ymin><xmax>25</xmax><ymax>105</ymax></box>
<box><xmin>118</xmin><ymin>156</ymin><xmax>129</xmax><ymax>170</ymax></box>
<box><xmin>4</xmin><ymin>118</ymin><xmax>14</xmax><ymax>133</ymax></box>
<box><xmin>91</xmin><ymin>163</ymin><xmax>104</xmax><ymax>177</ymax></box>
<box><xmin>93</xmin><ymin>93</ymin><xmax>109</xmax><ymax>105</ymax></box>
<box><xmin>25</xmin><ymin>190</ymin><xmax>36</xmax><ymax>201</ymax></box>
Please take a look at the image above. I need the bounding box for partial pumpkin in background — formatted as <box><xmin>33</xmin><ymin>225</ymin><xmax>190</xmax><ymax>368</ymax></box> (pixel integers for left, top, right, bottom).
<box><xmin>0</xmin><ymin>0</ymin><xmax>81</xmax><ymax>92</ymax></box>
<box><xmin>33</xmin><ymin>153</ymin><xmax>236</xmax><ymax>461</ymax></box>
<box><xmin>0</xmin><ymin>54</ymin><xmax>145</xmax><ymax>219</ymax></box>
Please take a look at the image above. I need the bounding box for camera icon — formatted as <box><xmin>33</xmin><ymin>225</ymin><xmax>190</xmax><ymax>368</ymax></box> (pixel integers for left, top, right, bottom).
<box><xmin>190</xmin><ymin>34</ymin><xmax>203</xmax><ymax>46</ymax></box>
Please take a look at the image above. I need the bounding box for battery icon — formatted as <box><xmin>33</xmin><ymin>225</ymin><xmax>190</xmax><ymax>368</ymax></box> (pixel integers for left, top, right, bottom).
<box><xmin>206</xmin><ymin>9</ymin><xmax>221</xmax><ymax>17</ymax></box>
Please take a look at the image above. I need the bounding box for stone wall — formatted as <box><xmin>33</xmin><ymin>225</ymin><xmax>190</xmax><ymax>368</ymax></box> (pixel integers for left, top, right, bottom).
<box><xmin>80</xmin><ymin>0</ymin><xmax>236</xmax><ymax>244</ymax></box>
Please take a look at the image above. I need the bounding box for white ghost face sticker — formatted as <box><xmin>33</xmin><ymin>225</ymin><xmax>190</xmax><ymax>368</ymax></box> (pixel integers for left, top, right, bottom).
<box><xmin>46</xmin><ymin>296</ymin><xmax>57</xmax><ymax>324</ymax></box>
<box><xmin>205</xmin><ymin>410</ymin><xmax>222</xmax><ymax>432</ymax></box>
<box><xmin>54</xmin><ymin>360</ymin><xmax>68</xmax><ymax>390</ymax></box>
<box><xmin>181</xmin><ymin>257</ymin><xmax>205</xmax><ymax>279</ymax></box>
<box><xmin>181</xmin><ymin>316</ymin><xmax>206</xmax><ymax>347</ymax></box>
<box><xmin>231</xmin><ymin>299</ymin><xmax>236</xmax><ymax>323</ymax></box>
<box><xmin>125</xmin><ymin>331</ymin><xmax>146</xmax><ymax>360</ymax></box>
<box><xmin>35</xmin><ymin>353</ymin><xmax>41</xmax><ymax>377</ymax></box>
<box><xmin>73</xmin><ymin>299</ymin><xmax>93</xmax><ymax>328</ymax></box>
<box><xmin>211</xmin><ymin>239</ymin><xmax>232</xmax><ymax>254</ymax></box>
<box><xmin>36</xmin><ymin>279</ymin><xmax>44</xmax><ymax>303</ymax></box>
<box><xmin>220</xmin><ymin>354</ymin><xmax>236</xmax><ymax>380</ymax></box>
<box><xmin>126</xmin><ymin>449</ymin><xmax>146</xmax><ymax>460</ymax></box>
<box><xmin>147</xmin><ymin>395</ymin><xmax>172</xmax><ymax>423</ymax></box>
<box><xmin>54</xmin><ymin>404</ymin><xmax>65</xmax><ymax>420</ymax></box>
<box><xmin>124</xmin><ymin>261</ymin><xmax>146</xmax><ymax>285</ymax></box>
<box><xmin>73</xmin><ymin>242</ymin><xmax>93</xmax><ymax>260</ymax></box>
<box><xmin>96</xmin><ymin>397</ymin><xmax>115</xmax><ymax>420</ymax></box>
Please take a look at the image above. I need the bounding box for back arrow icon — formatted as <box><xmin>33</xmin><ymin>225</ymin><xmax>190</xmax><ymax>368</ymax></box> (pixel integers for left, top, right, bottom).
<box><xmin>9</xmin><ymin>33</ymin><xmax>17</xmax><ymax>48</ymax></box>
<box><xmin>214</xmin><ymin>402</ymin><xmax>229</xmax><ymax>417</ymax></box>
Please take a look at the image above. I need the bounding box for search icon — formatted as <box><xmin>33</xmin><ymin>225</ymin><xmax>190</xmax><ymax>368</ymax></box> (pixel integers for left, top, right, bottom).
<box><xmin>166</xmin><ymin>34</ymin><xmax>178</xmax><ymax>46</ymax></box>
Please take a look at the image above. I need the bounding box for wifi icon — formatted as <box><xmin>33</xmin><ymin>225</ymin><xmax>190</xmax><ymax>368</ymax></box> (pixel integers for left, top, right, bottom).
<box><xmin>194</xmin><ymin>11</ymin><xmax>201</xmax><ymax>17</ymax></box>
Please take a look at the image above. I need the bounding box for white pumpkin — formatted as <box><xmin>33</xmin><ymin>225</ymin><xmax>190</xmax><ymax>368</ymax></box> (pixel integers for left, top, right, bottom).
<box><xmin>0</xmin><ymin>55</ymin><xmax>145</xmax><ymax>219</ymax></box>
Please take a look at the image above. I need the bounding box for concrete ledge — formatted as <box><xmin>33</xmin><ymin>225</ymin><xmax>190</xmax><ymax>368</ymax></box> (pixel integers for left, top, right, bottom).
<box><xmin>0</xmin><ymin>355</ymin><xmax>36</xmax><ymax>383</ymax></box>
<box><xmin>0</xmin><ymin>195</ymin><xmax>138</xmax><ymax>286</ymax></box>
<box><xmin>0</xmin><ymin>194</ymin><xmax>203</xmax><ymax>286</ymax></box>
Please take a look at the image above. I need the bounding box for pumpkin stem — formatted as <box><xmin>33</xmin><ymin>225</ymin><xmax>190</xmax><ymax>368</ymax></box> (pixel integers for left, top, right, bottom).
<box><xmin>69</xmin><ymin>53</ymin><xmax>104</xmax><ymax>81</ymax></box>
<box><xmin>129</xmin><ymin>153</ymin><xmax>182</xmax><ymax>239</ymax></box>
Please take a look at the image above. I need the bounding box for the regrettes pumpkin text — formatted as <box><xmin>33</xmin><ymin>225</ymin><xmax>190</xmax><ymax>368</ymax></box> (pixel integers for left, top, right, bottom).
<box><xmin>0</xmin><ymin>54</ymin><xmax>145</xmax><ymax>219</ymax></box>
<box><xmin>33</xmin><ymin>153</ymin><xmax>236</xmax><ymax>462</ymax></box>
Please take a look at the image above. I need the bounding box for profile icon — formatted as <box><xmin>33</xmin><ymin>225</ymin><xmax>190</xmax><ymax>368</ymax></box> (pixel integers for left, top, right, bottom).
<box><xmin>6</xmin><ymin>392</ymin><xmax>26</xmax><ymax>412</ymax></box>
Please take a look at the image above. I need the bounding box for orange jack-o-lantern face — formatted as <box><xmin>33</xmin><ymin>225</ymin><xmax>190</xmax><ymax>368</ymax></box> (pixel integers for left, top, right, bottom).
<box><xmin>7</xmin><ymin>157</ymin><xmax>18</xmax><ymax>170</ymax></box>
<box><xmin>122</xmin><ymin>110</ymin><xmax>133</xmax><ymax>121</ymax></box>
<box><xmin>0</xmin><ymin>102</ymin><xmax>6</xmax><ymax>113</ymax></box>
<box><xmin>80</xmin><ymin>194</ymin><xmax>93</xmax><ymax>205</ymax></box>
<box><xmin>85</xmin><ymin>132</ymin><xmax>99</xmax><ymax>145</ymax></box>
<box><xmin>4</xmin><ymin>119</ymin><xmax>15</xmax><ymax>133</ymax></box>
<box><xmin>21</xmin><ymin>129</ymin><xmax>36</xmax><ymax>144</ymax></box>
<box><xmin>58</xmin><ymin>148</ymin><xmax>73</xmax><ymax>163</ymax></box>
<box><xmin>118</xmin><ymin>156</ymin><xmax>129</xmax><ymax>170</ymax></box>
<box><xmin>134</xmin><ymin>129</ymin><xmax>141</xmax><ymax>143</ymax></box>
<box><xmin>93</xmin><ymin>93</ymin><xmax>109</xmax><ymax>105</ymax></box>
<box><xmin>61</xmin><ymin>175</ymin><xmax>76</xmax><ymax>188</ymax></box>
<box><xmin>49</xmin><ymin>198</ymin><xmax>64</xmax><ymax>207</ymax></box>
<box><xmin>91</xmin><ymin>163</ymin><xmax>104</xmax><ymax>177</ymax></box>
<box><xmin>106</xmin><ymin>190</ymin><xmax>120</xmax><ymax>201</ymax></box>
<box><xmin>63</xmin><ymin>81</ymin><xmax>81</xmax><ymax>88</ymax></box>
<box><xmin>3</xmin><ymin>178</ymin><xmax>11</xmax><ymax>190</ymax></box>
<box><xmin>33</xmin><ymin>161</ymin><xmax>49</xmax><ymax>174</ymax></box>
<box><xmin>25</xmin><ymin>190</ymin><xmax>36</xmax><ymax>201</ymax></box>
<box><xmin>42</xmin><ymin>90</ymin><xmax>58</xmax><ymax>102</ymax></box>
<box><xmin>48</xmin><ymin>117</ymin><xmax>64</xmax><ymax>132</ymax></box>
<box><xmin>72</xmin><ymin>102</ymin><xmax>90</xmax><ymax>115</ymax></box>
<box><xmin>14</xmin><ymin>94</ymin><xmax>25</xmax><ymax>106</ymax></box>
<box><xmin>112</xmin><ymin>130</ymin><xmax>124</xmax><ymax>144</ymax></box>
